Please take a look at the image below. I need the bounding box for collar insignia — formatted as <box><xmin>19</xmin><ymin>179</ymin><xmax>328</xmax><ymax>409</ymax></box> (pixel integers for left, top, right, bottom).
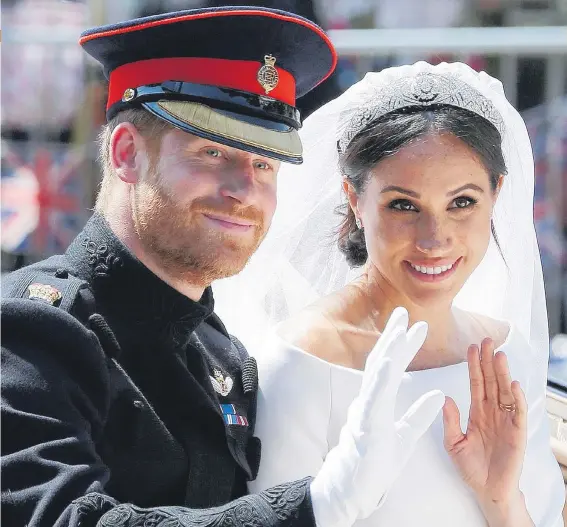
<box><xmin>28</xmin><ymin>283</ymin><xmax>62</xmax><ymax>305</ymax></box>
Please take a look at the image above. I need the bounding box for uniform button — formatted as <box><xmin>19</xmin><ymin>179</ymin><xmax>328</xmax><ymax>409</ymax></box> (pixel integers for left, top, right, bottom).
<box><xmin>55</xmin><ymin>268</ymin><xmax>69</xmax><ymax>278</ymax></box>
<box><xmin>133</xmin><ymin>400</ymin><xmax>144</xmax><ymax>409</ymax></box>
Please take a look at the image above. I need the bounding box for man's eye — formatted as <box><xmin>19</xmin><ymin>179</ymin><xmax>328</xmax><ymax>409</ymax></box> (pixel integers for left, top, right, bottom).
<box><xmin>255</xmin><ymin>161</ymin><xmax>270</xmax><ymax>170</ymax></box>
<box><xmin>206</xmin><ymin>148</ymin><xmax>222</xmax><ymax>158</ymax></box>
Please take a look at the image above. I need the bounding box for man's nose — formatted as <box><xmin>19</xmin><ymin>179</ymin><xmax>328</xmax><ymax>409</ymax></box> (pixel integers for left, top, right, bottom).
<box><xmin>219</xmin><ymin>161</ymin><xmax>256</xmax><ymax>205</ymax></box>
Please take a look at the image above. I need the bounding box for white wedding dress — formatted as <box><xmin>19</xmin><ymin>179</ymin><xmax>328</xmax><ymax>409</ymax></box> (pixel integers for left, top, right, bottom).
<box><xmin>247</xmin><ymin>314</ymin><xmax>565</xmax><ymax>526</ymax></box>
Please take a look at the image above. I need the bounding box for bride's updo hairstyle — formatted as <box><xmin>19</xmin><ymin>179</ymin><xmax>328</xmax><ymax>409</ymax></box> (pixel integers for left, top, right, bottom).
<box><xmin>337</xmin><ymin>105</ymin><xmax>507</xmax><ymax>267</ymax></box>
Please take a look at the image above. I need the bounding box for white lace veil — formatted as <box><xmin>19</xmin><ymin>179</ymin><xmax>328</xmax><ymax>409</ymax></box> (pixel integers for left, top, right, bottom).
<box><xmin>213</xmin><ymin>61</ymin><xmax>549</xmax><ymax>374</ymax></box>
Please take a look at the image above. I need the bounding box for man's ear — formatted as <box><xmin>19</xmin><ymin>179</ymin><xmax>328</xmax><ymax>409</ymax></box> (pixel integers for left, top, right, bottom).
<box><xmin>110</xmin><ymin>122</ymin><xmax>148</xmax><ymax>184</ymax></box>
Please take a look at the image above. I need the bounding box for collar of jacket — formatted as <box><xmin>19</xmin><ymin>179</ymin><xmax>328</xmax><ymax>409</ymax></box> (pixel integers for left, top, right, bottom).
<box><xmin>66</xmin><ymin>213</ymin><xmax>215</xmax><ymax>340</ymax></box>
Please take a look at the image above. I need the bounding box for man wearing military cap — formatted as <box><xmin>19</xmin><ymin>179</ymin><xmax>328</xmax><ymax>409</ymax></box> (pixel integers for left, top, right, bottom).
<box><xmin>1</xmin><ymin>6</ymin><xmax>407</xmax><ymax>527</ymax></box>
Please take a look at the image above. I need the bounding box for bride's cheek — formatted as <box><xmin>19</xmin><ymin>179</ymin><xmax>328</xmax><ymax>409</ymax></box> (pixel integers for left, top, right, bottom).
<box><xmin>368</xmin><ymin>217</ymin><xmax>416</xmax><ymax>264</ymax></box>
<box><xmin>458</xmin><ymin>212</ymin><xmax>492</xmax><ymax>258</ymax></box>
<box><xmin>366</xmin><ymin>215</ymin><xmax>392</xmax><ymax>244</ymax></box>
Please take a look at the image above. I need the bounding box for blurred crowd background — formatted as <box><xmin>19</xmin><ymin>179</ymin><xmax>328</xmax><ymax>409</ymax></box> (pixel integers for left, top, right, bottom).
<box><xmin>1</xmin><ymin>0</ymin><xmax>567</xmax><ymax>375</ymax></box>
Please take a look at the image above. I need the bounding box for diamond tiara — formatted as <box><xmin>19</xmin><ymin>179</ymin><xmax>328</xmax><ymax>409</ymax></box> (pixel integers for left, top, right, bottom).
<box><xmin>338</xmin><ymin>72</ymin><xmax>505</xmax><ymax>154</ymax></box>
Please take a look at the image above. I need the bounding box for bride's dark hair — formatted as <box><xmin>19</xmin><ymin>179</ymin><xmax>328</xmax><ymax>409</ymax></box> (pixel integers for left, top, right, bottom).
<box><xmin>336</xmin><ymin>104</ymin><xmax>507</xmax><ymax>267</ymax></box>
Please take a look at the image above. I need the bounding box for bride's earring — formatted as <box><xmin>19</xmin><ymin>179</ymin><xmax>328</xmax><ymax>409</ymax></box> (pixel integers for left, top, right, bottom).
<box><xmin>355</xmin><ymin>217</ymin><xmax>363</xmax><ymax>230</ymax></box>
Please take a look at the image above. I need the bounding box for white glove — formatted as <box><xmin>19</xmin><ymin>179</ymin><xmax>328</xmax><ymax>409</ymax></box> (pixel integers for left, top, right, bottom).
<box><xmin>309</xmin><ymin>307</ymin><xmax>445</xmax><ymax>527</ymax></box>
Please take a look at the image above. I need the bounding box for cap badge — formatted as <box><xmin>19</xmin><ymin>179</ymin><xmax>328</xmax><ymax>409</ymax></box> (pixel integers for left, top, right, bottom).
<box><xmin>122</xmin><ymin>88</ymin><xmax>137</xmax><ymax>102</ymax></box>
<box><xmin>28</xmin><ymin>283</ymin><xmax>62</xmax><ymax>305</ymax></box>
<box><xmin>210</xmin><ymin>368</ymin><xmax>233</xmax><ymax>397</ymax></box>
<box><xmin>257</xmin><ymin>54</ymin><xmax>279</xmax><ymax>94</ymax></box>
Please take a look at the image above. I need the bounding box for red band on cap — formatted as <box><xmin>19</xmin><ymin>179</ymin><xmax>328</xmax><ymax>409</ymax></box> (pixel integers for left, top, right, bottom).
<box><xmin>107</xmin><ymin>57</ymin><xmax>296</xmax><ymax>110</ymax></box>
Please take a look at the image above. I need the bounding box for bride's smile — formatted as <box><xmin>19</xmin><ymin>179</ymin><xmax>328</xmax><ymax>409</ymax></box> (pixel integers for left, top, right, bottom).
<box><xmin>404</xmin><ymin>256</ymin><xmax>461</xmax><ymax>282</ymax></box>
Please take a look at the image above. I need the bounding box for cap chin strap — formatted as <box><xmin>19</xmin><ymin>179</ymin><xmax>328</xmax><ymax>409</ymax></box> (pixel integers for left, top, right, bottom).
<box><xmin>107</xmin><ymin>82</ymin><xmax>301</xmax><ymax>130</ymax></box>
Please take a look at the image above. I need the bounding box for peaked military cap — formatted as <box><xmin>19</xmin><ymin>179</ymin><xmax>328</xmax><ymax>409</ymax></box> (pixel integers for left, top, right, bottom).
<box><xmin>79</xmin><ymin>6</ymin><xmax>337</xmax><ymax>164</ymax></box>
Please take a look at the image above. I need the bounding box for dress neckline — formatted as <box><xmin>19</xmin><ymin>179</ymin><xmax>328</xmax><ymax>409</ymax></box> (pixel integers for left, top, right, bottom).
<box><xmin>271</xmin><ymin>311</ymin><xmax>513</xmax><ymax>378</ymax></box>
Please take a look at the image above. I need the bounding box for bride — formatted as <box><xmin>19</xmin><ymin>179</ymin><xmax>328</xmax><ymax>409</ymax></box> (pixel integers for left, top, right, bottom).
<box><xmin>214</xmin><ymin>62</ymin><xmax>565</xmax><ymax>526</ymax></box>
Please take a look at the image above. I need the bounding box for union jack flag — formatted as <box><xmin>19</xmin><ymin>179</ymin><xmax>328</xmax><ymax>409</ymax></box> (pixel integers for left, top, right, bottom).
<box><xmin>1</xmin><ymin>142</ymin><xmax>88</xmax><ymax>256</ymax></box>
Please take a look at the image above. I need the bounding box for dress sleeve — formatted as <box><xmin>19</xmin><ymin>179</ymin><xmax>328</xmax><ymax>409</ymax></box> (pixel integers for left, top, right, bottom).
<box><xmin>248</xmin><ymin>336</ymin><xmax>333</xmax><ymax>493</ymax></box>
<box><xmin>516</xmin><ymin>335</ymin><xmax>565</xmax><ymax>526</ymax></box>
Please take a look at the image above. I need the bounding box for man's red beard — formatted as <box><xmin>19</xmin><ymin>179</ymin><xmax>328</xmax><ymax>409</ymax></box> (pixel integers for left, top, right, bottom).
<box><xmin>132</xmin><ymin>180</ymin><xmax>267</xmax><ymax>286</ymax></box>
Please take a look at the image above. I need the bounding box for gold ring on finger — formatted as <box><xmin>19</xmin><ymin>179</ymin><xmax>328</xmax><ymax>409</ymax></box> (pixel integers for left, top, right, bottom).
<box><xmin>498</xmin><ymin>402</ymin><xmax>516</xmax><ymax>412</ymax></box>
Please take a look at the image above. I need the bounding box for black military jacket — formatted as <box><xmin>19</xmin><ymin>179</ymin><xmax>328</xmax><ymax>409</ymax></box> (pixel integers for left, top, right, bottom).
<box><xmin>1</xmin><ymin>214</ymin><xmax>314</xmax><ymax>527</ymax></box>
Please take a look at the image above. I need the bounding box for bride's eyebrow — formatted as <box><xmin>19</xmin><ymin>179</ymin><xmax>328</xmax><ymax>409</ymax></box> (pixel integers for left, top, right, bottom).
<box><xmin>380</xmin><ymin>183</ymin><xmax>485</xmax><ymax>198</ymax></box>
<box><xmin>447</xmin><ymin>183</ymin><xmax>484</xmax><ymax>196</ymax></box>
<box><xmin>380</xmin><ymin>185</ymin><xmax>420</xmax><ymax>198</ymax></box>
